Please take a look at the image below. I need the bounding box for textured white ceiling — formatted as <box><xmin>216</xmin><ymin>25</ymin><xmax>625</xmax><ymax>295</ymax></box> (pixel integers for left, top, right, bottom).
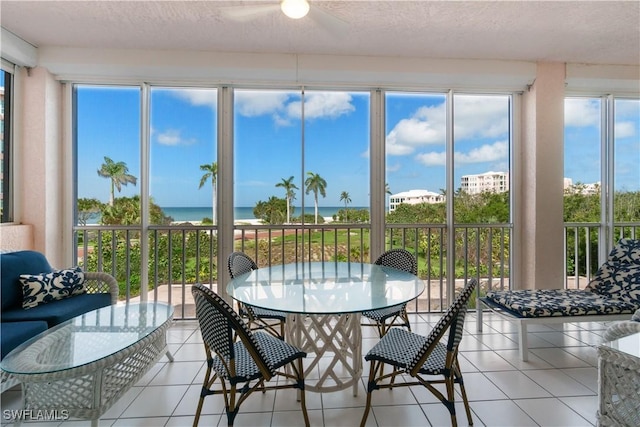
<box><xmin>1</xmin><ymin>0</ymin><xmax>639</xmax><ymax>66</ymax></box>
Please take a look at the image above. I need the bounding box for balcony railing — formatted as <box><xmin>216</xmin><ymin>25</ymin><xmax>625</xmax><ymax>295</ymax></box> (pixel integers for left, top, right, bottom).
<box><xmin>74</xmin><ymin>221</ymin><xmax>639</xmax><ymax>320</ymax></box>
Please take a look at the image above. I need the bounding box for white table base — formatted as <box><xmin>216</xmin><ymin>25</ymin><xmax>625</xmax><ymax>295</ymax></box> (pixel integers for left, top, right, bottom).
<box><xmin>285</xmin><ymin>313</ymin><xmax>362</xmax><ymax>396</ymax></box>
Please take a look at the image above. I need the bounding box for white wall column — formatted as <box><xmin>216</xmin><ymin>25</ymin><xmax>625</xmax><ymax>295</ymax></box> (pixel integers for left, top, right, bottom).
<box><xmin>519</xmin><ymin>62</ymin><xmax>566</xmax><ymax>290</ymax></box>
<box><xmin>21</xmin><ymin>66</ymin><xmax>65</xmax><ymax>267</ymax></box>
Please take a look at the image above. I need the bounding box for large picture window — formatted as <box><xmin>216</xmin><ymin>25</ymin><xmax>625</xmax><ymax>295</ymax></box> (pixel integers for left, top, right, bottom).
<box><xmin>1</xmin><ymin>66</ymin><xmax>13</xmax><ymax>223</ymax></box>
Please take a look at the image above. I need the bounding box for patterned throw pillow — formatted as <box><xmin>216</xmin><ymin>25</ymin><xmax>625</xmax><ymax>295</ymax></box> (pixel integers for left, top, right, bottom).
<box><xmin>20</xmin><ymin>267</ymin><xmax>86</xmax><ymax>309</ymax></box>
<box><xmin>607</xmin><ymin>238</ymin><xmax>640</xmax><ymax>265</ymax></box>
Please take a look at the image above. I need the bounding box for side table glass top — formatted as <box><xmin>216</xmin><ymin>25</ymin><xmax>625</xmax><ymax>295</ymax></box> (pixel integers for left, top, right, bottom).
<box><xmin>227</xmin><ymin>261</ymin><xmax>425</xmax><ymax>314</ymax></box>
<box><xmin>1</xmin><ymin>301</ymin><xmax>174</xmax><ymax>375</ymax></box>
<box><xmin>607</xmin><ymin>331</ymin><xmax>640</xmax><ymax>358</ymax></box>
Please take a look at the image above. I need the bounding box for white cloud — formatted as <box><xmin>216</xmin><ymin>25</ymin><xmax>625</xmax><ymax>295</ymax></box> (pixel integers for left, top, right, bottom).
<box><xmin>156</xmin><ymin>129</ymin><xmax>195</xmax><ymax>146</ymax></box>
<box><xmin>616</xmin><ymin>121</ymin><xmax>637</xmax><ymax>139</ymax></box>
<box><xmin>385</xmin><ymin>95</ymin><xmax>509</xmax><ymax>156</ymax></box>
<box><xmin>415</xmin><ymin>151</ymin><xmax>446</xmax><ymax>166</ymax></box>
<box><xmin>286</xmin><ymin>92</ymin><xmax>355</xmax><ymax>120</ymax></box>
<box><xmin>386</xmin><ymin>105</ymin><xmax>446</xmax><ymax>155</ymax></box>
<box><xmin>456</xmin><ymin>140</ymin><xmax>509</xmax><ymax>164</ymax></box>
<box><xmin>453</xmin><ymin>95</ymin><xmax>510</xmax><ymax>139</ymax></box>
<box><xmin>416</xmin><ymin>140</ymin><xmax>508</xmax><ymax>166</ymax></box>
<box><xmin>565</xmin><ymin>98</ymin><xmax>600</xmax><ymax>127</ymax></box>
<box><xmin>234</xmin><ymin>91</ymin><xmax>355</xmax><ymax>125</ymax></box>
<box><xmin>170</xmin><ymin>89</ymin><xmax>217</xmax><ymax>109</ymax></box>
<box><xmin>235</xmin><ymin>91</ymin><xmax>290</xmax><ymax>117</ymax></box>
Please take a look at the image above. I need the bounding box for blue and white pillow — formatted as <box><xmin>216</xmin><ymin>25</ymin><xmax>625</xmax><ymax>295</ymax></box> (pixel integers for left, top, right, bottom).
<box><xmin>20</xmin><ymin>267</ymin><xmax>86</xmax><ymax>309</ymax></box>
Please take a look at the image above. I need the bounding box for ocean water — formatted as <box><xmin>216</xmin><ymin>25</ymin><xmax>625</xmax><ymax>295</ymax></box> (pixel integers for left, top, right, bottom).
<box><xmin>162</xmin><ymin>206</ymin><xmax>366</xmax><ymax>222</ymax></box>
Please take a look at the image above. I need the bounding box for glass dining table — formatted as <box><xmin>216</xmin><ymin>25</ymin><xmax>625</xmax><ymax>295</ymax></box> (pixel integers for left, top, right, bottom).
<box><xmin>227</xmin><ymin>261</ymin><xmax>426</xmax><ymax>395</ymax></box>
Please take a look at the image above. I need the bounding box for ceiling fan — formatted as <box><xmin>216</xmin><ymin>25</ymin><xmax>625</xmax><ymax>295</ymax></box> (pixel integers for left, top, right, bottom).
<box><xmin>219</xmin><ymin>0</ymin><xmax>348</xmax><ymax>33</ymax></box>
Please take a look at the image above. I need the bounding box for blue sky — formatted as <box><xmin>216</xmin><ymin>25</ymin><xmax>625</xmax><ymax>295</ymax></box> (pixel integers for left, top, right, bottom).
<box><xmin>76</xmin><ymin>87</ymin><xmax>639</xmax><ymax>208</ymax></box>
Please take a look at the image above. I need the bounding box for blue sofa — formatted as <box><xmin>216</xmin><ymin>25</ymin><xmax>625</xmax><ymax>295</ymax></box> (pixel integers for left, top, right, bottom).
<box><xmin>1</xmin><ymin>250</ymin><xmax>119</xmax><ymax>360</ymax></box>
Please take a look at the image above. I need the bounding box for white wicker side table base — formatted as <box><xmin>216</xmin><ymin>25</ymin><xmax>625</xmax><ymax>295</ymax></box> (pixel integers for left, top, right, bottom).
<box><xmin>597</xmin><ymin>326</ymin><xmax>640</xmax><ymax>427</ymax></box>
<box><xmin>0</xmin><ymin>302</ymin><xmax>174</xmax><ymax>427</ymax></box>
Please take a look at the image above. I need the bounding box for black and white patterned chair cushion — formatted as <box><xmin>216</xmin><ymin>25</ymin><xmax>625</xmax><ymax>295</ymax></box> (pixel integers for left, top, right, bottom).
<box><xmin>211</xmin><ymin>331</ymin><xmax>306</xmax><ymax>381</ymax></box>
<box><xmin>192</xmin><ymin>283</ymin><xmax>305</xmax><ymax>383</ymax></box>
<box><xmin>362</xmin><ymin>303</ymin><xmax>406</xmax><ymax>322</ymax></box>
<box><xmin>365</xmin><ymin>279</ymin><xmax>476</xmax><ymax>374</ymax></box>
<box><xmin>362</xmin><ymin>249</ymin><xmax>417</xmax><ymax>322</ymax></box>
<box><xmin>227</xmin><ymin>252</ymin><xmax>288</xmax><ymax>322</ymax></box>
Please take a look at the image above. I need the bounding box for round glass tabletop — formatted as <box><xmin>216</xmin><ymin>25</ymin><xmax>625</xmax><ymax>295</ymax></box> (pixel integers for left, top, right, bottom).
<box><xmin>227</xmin><ymin>261</ymin><xmax>425</xmax><ymax>314</ymax></box>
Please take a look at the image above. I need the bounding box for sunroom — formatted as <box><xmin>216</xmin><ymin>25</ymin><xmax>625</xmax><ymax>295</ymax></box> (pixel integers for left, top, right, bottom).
<box><xmin>1</xmin><ymin>1</ymin><xmax>639</xmax><ymax>426</ymax></box>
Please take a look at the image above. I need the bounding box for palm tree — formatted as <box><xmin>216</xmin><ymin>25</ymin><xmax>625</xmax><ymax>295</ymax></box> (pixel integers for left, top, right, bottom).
<box><xmin>97</xmin><ymin>156</ymin><xmax>137</xmax><ymax>206</ymax></box>
<box><xmin>340</xmin><ymin>191</ymin><xmax>351</xmax><ymax>222</ymax></box>
<box><xmin>276</xmin><ymin>176</ymin><xmax>298</xmax><ymax>224</ymax></box>
<box><xmin>198</xmin><ymin>162</ymin><xmax>217</xmax><ymax>224</ymax></box>
<box><xmin>304</xmin><ymin>172</ymin><xmax>327</xmax><ymax>224</ymax></box>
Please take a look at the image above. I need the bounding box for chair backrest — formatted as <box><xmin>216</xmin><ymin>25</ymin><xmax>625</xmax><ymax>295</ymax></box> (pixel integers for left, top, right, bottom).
<box><xmin>191</xmin><ymin>283</ymin><xmax>274</xmax><ymax>380</ymax></box>
<box><xmin>228</xmin><ymin>252</ymin><xmax>258</xmax><ymax>279</ymax></box>
<box><xmin>408</xmin><ymin>278</ymin><xmax>477</xmax><ymax>376</ymax></box>
<box><xmin>374</xmin><ymin>248</ymin><xmax>418</xmax><ymax>275</ymax></box>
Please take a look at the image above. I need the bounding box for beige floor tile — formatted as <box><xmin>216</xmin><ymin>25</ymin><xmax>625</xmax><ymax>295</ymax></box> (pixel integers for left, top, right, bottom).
<box><xmin>149</xmin><ymin>360</ymin><xmax>205</xmax><ymax>386</ymax></box>
<box><xmin>462</xmin><ymin>350</ymin><xmax>518</xmax><ymax>371</ymax></box>
<box><xmin>514</xmin><ymin>397</ymin><xmax>592</xmax><ymax>426</ymax></box>
<box><xmin>470</xmin><ymin>399</ymin><xmax>537</xmax><ymax>426</ymax></box>
<box><xmin>421</xmin><ymin>401</ymin><xmax>483</xmax><ymax>427</ymax></box>
<box><xmin>120</xmin><ymin>385</ymin><xmax>190</xmax><ymax>418</ymax></box>
<box><xmin>522</xmin><ymin>369</ymin><xmax>595</xmax><ymax>397</ymax></box>
<box><xmin>530</xmin><ymin>347</ymin><xmax>592</xmax><ymax>368</ymax></box>
<box><xmin>370</xmin><ymin>404</ymin><xmax>429</xmax><ymax>427</ymax></box>
<box><xmin>559</xmin><ymin>395</ymin><xmax>598</xmax><ymax>426</ymax></box>
<box><xmin>456</xmin><ymin>372</ymin><xmax>509</xmax><ymax>401</ymax></box>
<box><xmin>484</xmin><ymin>371</ymin><xmax>552</xmax><ymax>399</ymax></box>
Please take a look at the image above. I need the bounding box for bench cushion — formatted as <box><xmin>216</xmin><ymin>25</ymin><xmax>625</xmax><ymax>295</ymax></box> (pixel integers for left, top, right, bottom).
<box><xmin>586</xmin><ymin>262</ymin><xmax>640</xmax><ymax>304</ymax></box>
<box><xmin>1</xmin><ymin>293</ymin><xmax>112</xmax><ymax>327</ymax></box>
<box><xmin>484</xmin><ymin>289</ymin><xmax>638</xmax><ymax>318</ymax></box>
<box><xmin>1</xmin><ymin>321</ymin><xmax>48</xmax><ymax>359</ymax></box>
<box><xmin>606</xmin><ymin>238</ymin><xmax>640</xmax><ymax>265</ymax></box>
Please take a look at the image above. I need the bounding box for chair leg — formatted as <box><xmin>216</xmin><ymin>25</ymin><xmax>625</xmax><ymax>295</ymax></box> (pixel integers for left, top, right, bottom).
<box><xmin>400</xmin><ymin>307</ymin><xmax>411</xmax><ymax>331</ymax></box>
<box><xmin>193</xmin><ymin>362</ymin><xmax>214</xmax><ymax>427</ymax></box>
<box><xmin>296</xmin><ymin>358</ymin><xmax>311</xmax><ymax>427</ymax></box>
<box><xmin>360</xmin><ymin>361</ymin><xmax>379</xmax><ymax>427</ymax></box>
<box><xmin>445</xmin><ymin>374</ymin><xmax>458</xmax><ymax>427</ymax></box>
<box><xmin>454</xmin><ymin>365</ymin><xmax>473</xmax><ymax>425</ymax></box>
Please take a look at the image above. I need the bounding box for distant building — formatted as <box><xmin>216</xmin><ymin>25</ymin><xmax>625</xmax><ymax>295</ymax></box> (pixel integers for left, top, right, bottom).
<box><xmin>564</xmin><ymin>180</ymin><xmax>601</xmax><ymax>195</ymax></box>
<box><xmin>388</xmin><ymin>189</ymin><xmax>444</xmax><ymax>213</ymax></box>
<box><xmin>460</xmin><ymin>171</ymin><xmax>509</xmax><ymax>194</ymax></box>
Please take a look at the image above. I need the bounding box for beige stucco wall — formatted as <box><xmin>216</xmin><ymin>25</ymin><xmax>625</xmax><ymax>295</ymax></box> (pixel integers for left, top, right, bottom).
<box><xmin>20</xmin><ymin>66</ymin><xmax>65</xmax><ymax>267</ymax></box>
<box><xmin>0</xmin><ymin>224</ymin><xmax>34</xmax><ymax>251</ymax></box>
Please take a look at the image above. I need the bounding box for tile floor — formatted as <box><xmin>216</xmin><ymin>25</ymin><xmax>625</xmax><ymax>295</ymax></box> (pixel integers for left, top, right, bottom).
<box><xmin>1</xmin><ymin>311</ymin><xmax>607</xmax><ymax>426</ymax></box>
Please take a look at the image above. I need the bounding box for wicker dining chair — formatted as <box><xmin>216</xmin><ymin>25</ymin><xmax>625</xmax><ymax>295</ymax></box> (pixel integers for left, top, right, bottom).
<box><xmin>227</xmin><ymin>252</ymin><xmax>288</xmax><ymax>339</ymax></box>
<box><xmin>360</xmin><ymin>278</ymin><xmax>477</xmax><ymax>427</ymax></box>
<box><xmin>361</xmin><ymin>248</ymin><xmax>418</xmax><ymax>337</ymax></box>
<box><xmin>191</xmin><ymin>283</ymin><xmax>310</xmax><ymax>427</ymax></box>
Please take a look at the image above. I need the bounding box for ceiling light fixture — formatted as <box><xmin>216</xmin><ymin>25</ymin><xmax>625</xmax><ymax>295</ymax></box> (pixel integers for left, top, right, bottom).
<box><xmin>280</xmin><ymin>0</ymin><xmax>310</xmax><ymax>19</ymax></box>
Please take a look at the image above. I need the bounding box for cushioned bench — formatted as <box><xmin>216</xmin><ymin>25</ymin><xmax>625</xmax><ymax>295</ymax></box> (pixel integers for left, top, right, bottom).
<box><xmin>1</xmin><ymin>250</ymin><xmax>119</xmax><ymax>392</ymax></box>
<box><xmin>477</xmin><ymin>238</ymin><xmax>640</xmax><ymax>361</ymax></box>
